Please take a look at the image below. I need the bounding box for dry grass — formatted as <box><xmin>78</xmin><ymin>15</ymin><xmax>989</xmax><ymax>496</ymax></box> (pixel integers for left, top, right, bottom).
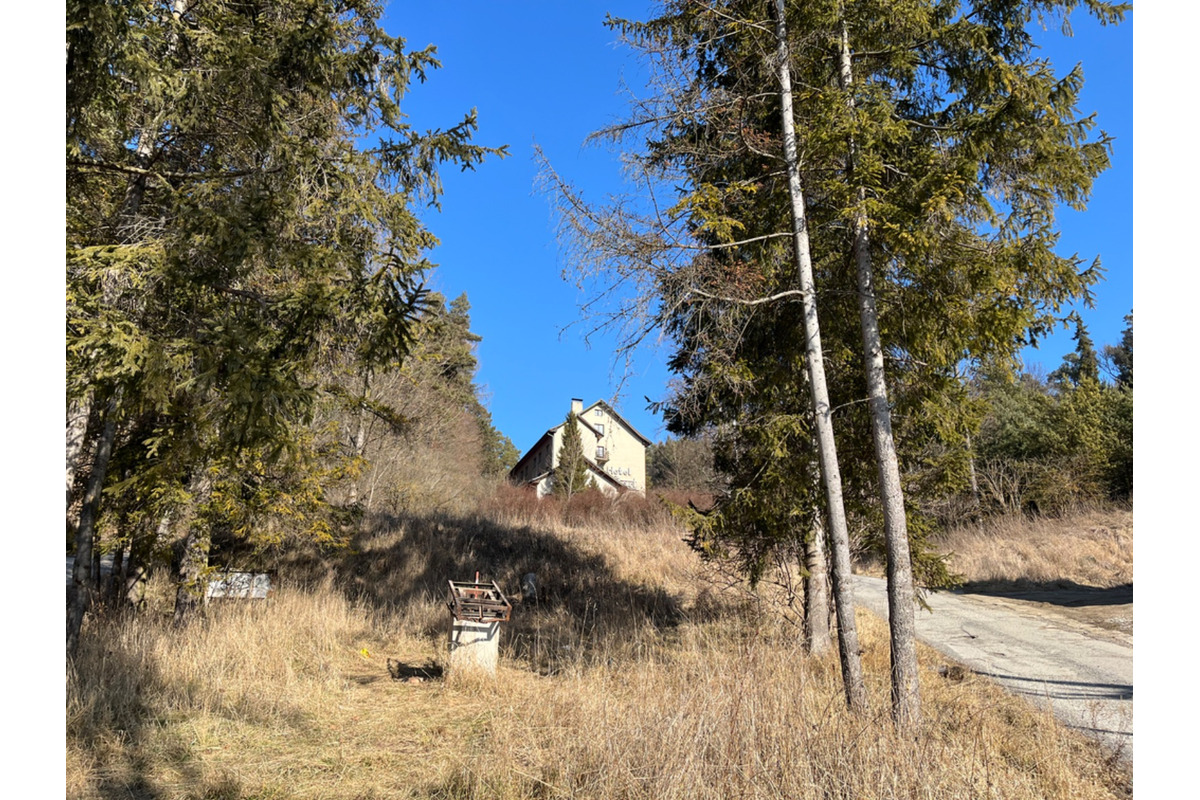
<box><xmin>67</xmin><ymin>500</ymin><xmax>1131</xmax><ymax>799</ymax></box>
<box><xmin>934</xmin><ymin>508</ymin><xmax>1133</xmax><ymax>590</ymax></box>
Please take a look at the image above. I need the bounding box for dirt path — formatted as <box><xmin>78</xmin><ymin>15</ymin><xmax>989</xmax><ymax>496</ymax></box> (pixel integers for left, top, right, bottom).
<box><xmin>851</xmin><ymin>575</ymin><xmax>1133</xmax><ymax>761</ymax></box>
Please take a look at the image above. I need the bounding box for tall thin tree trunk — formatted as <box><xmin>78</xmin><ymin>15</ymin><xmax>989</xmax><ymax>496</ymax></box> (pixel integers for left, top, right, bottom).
<box><xmin>803</xmin><ymin>505</ymin><xmax>831</xmax><ymax>654</ymax></box>
<box><xmin>174</xmin><ymin>476</ymin><xmax>212</xmax><ymax>626</ymax></box>
<box><xmin>771</xmin><ymin>0</ymin><xmax>866</xmax><ymax>713</ymax></box>
<box><xmin>67</xmin><ymin>389</ymin><xmax>121</xmax><ymax>658</ymax></box>
<box><xmin>837</xmin><ymin>17</ymin><xmax>921</xmax><ymax>729</ymax></box>
<box><xmin>107</xmin><ymin>542</ymin><xmax>125</xmax><ymax>606</ymax></box>
<box><xmin>126</xmin><ymin>514</ymin><xmax>170</xmax><ymax>609</ymax></box>
<box><xmin>124</xmin><ymin>549</ymin><xmax>149</xmax><ymax>610</ymax></box>
<box><xmin>348</xmin><ymin>371</ymin><xmax>371</xmax><ymax>505</ymax></box>
<box><xmin>66</xmin><ymin>395</ymin><xmax>91</xmax><ymax>534</ymax></box>
<box><xmin>803</xmin><ymin>411</ymin><xmax>831</xmax><ymax>653</ymax></box>
<box><xmin>966</xmin><ymin>431</ymin><xmax>982</xmax><ymax>519</ymax></box>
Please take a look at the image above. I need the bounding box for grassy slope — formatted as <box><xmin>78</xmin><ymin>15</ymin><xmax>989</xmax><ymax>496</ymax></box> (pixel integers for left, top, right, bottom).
<box><xmin>934</xmin><ymin>508</ymin><xmax>1132</xmax><ymax>590</ymax></box>
<box><xmin>68</xmin><ymin>498</ymin><xmax>1132</xmax><ymax>799</ymax></box>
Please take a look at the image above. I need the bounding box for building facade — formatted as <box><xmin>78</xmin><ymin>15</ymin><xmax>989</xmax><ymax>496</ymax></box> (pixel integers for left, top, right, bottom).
<box><xmin>508</xmin><ymin>398</ymin><xmax>649</xmax><ymax>497</ymax></box>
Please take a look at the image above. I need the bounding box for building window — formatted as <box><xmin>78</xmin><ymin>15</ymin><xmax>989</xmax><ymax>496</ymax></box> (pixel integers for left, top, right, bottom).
<box><xmin>596</xmin><ymin>423</ymin><xmax>604</xmax><ymax>435</ymax></box>
<box><xmin>594</xmin><ymin>408</ymin><xmax>603</xmax><ymax>417</ymax></box>
<box><xmin>596</xmin><ymin>446</ymin><xmax>607</xmax><ymax>460</ymax></box>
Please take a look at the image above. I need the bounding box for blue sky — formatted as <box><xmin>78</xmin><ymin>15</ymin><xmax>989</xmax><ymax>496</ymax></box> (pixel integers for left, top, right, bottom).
<box><xmin>382</xmin><ymin>1</ymin><xmax>1133</xmax><ymax>453</ymax></box>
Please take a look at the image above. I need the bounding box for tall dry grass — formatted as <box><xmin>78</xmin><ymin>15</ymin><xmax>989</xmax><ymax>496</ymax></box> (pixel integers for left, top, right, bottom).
<box><xmin>68</xmin><ymin>494</ymin><xmax>1131</xmax><ymax>799</ymax></box>
<box><xmin>434</xmin><ymin>612</ymin><xmax>1125</xmax><ymax>800</ymax></box>
<box><xmin>934</xmin><ymin>508</ymin><xmax>1132</xmax><ymax>589</ymax></box>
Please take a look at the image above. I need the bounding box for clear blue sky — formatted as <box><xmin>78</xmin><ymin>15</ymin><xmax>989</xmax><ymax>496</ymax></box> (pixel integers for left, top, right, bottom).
<box><xmin>381</xmin><ymin>1</ymin><xmax>1133</xmax><ymax>453</ymax></box>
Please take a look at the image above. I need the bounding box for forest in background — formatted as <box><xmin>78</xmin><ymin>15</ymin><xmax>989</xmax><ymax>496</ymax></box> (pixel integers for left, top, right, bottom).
<box><xmin>649</xmin><ymin>311</ymin><xmax>1133</xmax><ymax>518</ymax></box>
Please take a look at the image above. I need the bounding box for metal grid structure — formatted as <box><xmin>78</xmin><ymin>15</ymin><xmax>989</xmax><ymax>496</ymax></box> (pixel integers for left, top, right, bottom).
<box><xmin>447</xmin><ymin>579</ymin><xmax>512</xmax><ymax>623</ymax></box>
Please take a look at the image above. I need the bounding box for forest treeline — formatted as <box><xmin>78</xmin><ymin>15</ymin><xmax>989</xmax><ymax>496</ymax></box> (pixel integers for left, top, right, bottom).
<box><xmin>649</xmin><ymin>313</ymin><xmax>1134</xmax><ymax>517</ymax></box>
<box><xmin>66</xmin><ymin>0</ymin><xmax>513</xmax><ymax>652</ymax></box>
<box><xmin>971</xmin><ymin>316</ymin><xmax>1132</xmax><ymax>514</ymax></box>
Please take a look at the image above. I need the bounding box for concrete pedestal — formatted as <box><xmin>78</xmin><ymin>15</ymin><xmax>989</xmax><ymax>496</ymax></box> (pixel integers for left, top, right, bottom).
<box><xmin>449</xmin><ymin>620</ymin><xmax>499</xmax><ymax>676</ymax></box>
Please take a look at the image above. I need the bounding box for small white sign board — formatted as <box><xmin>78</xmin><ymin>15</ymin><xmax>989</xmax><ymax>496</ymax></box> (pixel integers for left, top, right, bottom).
<box><xmin>206</xmin><ymin>572</ymin><xmax>272</xmax><ymax>600</ymax></box>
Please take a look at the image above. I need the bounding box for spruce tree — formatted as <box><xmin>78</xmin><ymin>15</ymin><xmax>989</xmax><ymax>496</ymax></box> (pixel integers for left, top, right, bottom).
<box><xmin>553</xmin><ymin>412</ymin><xmax>591</xmax><ymax>500</ymax></box>
<box><xmin>1053</xmin><ymin>319</ymin><xmax>1102</xmax><ymax>388</ymax></box>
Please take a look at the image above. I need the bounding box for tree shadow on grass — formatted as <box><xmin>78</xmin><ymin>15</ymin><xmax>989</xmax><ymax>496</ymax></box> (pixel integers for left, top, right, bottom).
<box><xmin>69</xmin><ymin>608</ymin><xmax>313</xmax><ymax>800</ymax></box>
<box><xmin>958</xmin><ymin>579</ymin><xmax>1132</xmax><ymax>608</ymax></box>
<box><xmin>288</xmin><ymin>510</ymin><xmax>688</xmax><ymax>673</ymax></box>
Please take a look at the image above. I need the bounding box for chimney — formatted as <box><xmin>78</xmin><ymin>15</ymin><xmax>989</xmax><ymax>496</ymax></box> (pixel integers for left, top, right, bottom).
<box><xmin>571</xmin><ymin>398</ymin><xmax>583</xmax><ymax>416</ymax></box>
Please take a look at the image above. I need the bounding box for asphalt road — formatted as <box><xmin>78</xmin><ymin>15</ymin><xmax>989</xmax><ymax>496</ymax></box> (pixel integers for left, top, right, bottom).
<box><xmin>851</xmin><ymin>575</ymin><xmax>1133</xmax><ymax>760</ymax></box>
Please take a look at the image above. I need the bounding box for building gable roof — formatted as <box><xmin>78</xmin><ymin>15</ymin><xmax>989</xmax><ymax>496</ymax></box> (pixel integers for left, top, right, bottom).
<box><xmin>583</xmin><ymin>400</ymin><xmax>652</xmax><ymax>446</ymax></box>
<box><xmin>583</xmin><ymin>457</ymin><xmax>625</xmax><ymax>489</ymax></box>
<box><xmin>548</xmin><ymin>416</ymin><xmax>603</xmax><ymax>439</ymax></box>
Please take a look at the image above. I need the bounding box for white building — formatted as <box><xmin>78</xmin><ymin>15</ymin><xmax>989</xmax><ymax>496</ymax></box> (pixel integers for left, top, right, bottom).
<box><xmin>508</xmin><ymin>398</ymin><xmax>649</xmax><ymax>497</ymax></box>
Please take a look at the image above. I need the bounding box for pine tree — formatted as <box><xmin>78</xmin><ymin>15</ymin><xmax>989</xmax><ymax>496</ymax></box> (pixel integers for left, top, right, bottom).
<box><xmin>553</xmin><ymin>412</ymin><xmax>591</xmax><ymax>500</ymax></box>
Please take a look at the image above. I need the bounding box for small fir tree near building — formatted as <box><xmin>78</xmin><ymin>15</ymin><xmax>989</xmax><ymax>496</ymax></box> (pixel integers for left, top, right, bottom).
<box><xmin>553</xmin><ymin>412</ymin><xmax>590</xmax><ymax>500</ymax></box>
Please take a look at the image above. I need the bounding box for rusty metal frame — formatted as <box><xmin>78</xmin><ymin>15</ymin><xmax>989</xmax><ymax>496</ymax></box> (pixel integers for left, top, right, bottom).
<box><xmin>447</xmin><ymin>580</ymin><xmax>512</xmax><ymax>623</ymax></box>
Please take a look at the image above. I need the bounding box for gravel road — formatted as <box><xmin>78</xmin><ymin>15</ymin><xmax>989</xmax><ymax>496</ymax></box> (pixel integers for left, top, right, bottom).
<box><xmin>851</xmin><ymin>575</ymin><xmax>1133</xmax><ymax>760</ymax></box>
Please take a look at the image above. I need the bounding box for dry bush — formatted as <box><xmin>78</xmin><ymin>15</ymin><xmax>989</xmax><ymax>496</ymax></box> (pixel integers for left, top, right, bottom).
<box><xmin>935</xmin><ymin>508</ymin><xmax>1132</xmax><ymax>589</ymax></box>
<box><xmin>975</xmin><ymin>458</ymin><xmax>1110</xmax><ymax>517</ymax></box>
<box><xmin>653</xmin><ymin>487</ymin><xmax>717</xmax><ymax>513</ymax></box>
<box><xmin>68</xmin><ymin>504</ymin><xmax>1130</xmax><ymax>799</ymax></box>
<box><xmin>481</xmin><ymin>484</ymin><xmax>689</xmax><ymax>532</ymax></box>
<box><xmin>359</xmin><ymin>400</ymin><xmax>498</xmax><ymax>516</ymax></box>
<box><xmin>480</xmin><ymin>482</ymin><xmax>555</xmax><ymax>524</ymax></box>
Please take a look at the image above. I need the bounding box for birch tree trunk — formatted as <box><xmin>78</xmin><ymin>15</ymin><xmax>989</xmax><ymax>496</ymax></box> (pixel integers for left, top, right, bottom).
<box><xmin>803</xmin><ymin>397</ymin><xmax>831</xmax><ymax>654</ymax></box>
<box><xmin>67</xmin><ymin>389</ymin><xmax>121</xmax><ymax>658</ymax></box>
<box><xmin>837</xmin><ymin>18</ymin><xmax>921</xmax><ymax>729</ymax></box>
<box><xmin>771</xmin><ymin>0</ymin><xmax>866</xmax><ymax>713</ymax></box>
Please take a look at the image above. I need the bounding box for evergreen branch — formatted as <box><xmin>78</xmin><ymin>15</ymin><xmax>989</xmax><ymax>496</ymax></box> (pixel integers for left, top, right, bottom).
<box><xmin>67</xmin><ymin>158</ymin><xmax>281</xmax><ymax>182</ymax></box>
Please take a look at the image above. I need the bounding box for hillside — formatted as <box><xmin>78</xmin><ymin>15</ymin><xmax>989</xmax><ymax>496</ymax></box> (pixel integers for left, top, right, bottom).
<box><xmin>68</xmin><ymin>495</ymin><xmax>1131</xmax><ymax>799</ymax></box>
